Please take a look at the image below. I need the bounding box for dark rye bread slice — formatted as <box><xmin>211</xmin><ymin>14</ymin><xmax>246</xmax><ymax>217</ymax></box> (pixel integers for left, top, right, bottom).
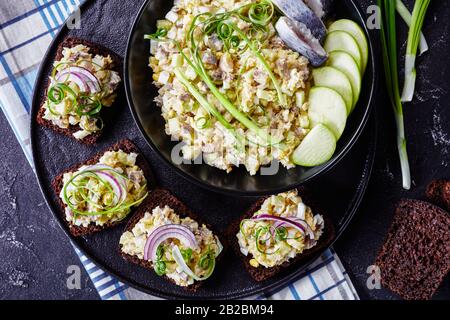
<box><xmin>119</xmin><ymin>188</ymin><xmax>223</xmax><ymax>292</ymax></box>
<box><xmin>426</xmin><ymin>180</ymin><xmax>450</xmax><ymax>212</ymax></box>
<box><xmin>51</xmin><ymin>139</ymin><xmax>154</xmax><ymax>237</ymax></box>
<box><xmin>227</xmin><ymin>187</ymin><xmax>336</xmax><ymax>282</ymax></box>
<box><xmin>375</xmin><ymin>199</ymin><xmax>450</xmax><ymax>300</ymax></box>
<box><xmin>36</xmin><ymin>37</ymin><xmax>122</xmax><ymax>144</ymax></box>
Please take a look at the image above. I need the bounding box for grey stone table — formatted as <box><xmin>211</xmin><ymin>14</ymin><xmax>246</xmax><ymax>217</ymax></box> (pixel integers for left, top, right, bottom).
<box><xmin>0</xmin><ymin>0</ymin><xmax>449</xmax><ymax>300</ymax></box>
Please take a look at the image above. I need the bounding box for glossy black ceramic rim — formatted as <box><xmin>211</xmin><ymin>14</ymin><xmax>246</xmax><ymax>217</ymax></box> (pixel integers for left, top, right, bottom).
<box><xmin>29</xmin><ymin>0</ymin><xmax>377</xmax><ymax>300</ymax></box>
<box><xmin>125</xmin><ymin>0</ymin><xmax>377</xmax><ymax>197</ymax></box>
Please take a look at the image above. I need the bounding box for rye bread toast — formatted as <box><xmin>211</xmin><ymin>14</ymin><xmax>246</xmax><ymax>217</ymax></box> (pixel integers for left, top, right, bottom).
<box><xmin>426</xmin><ymin>180</ymin><xmax>450</xmax><ymax>212</ymax></box>
<box><xmin>36</xmin><ymin>37</ymin><xmax>122</xmax><ymax>144</ymax></box>
<box><xmin>119</xmin><ymin>188</ymin><xmax>223</xmax><ymax>292</ymax></box>
<box><xmin>51</xmin><ymin>139</ymin><xmax>154</xmax><ymax>237</ymax></box>
<box><xmin>375</xmin><ymin>199</ymin><xmax>450</xmax><ymax>300</ymax></box>
<box><xmin>227</xmin><ymin>187</ymin><xmax>336</xmax><ymax>282</ymax></box>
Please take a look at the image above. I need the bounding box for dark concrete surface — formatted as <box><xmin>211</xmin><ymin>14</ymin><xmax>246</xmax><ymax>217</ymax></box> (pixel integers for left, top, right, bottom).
<box><xmin>0</xmin><ymin>110</ymin><xmax>98</xmax><ymax>299</ymax></box>
<box><xmin>0</xmin><ymin>0</ymin><xmax>449</xmax><ymax>300</ymax></box>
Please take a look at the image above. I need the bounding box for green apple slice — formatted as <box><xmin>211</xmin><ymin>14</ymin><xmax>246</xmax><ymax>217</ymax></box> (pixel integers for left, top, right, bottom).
<box><xmin>308</xmin><ymin>86</ymin><xmax>348</xmax><ymax>139</ymax></box>
<box><xmin>328</xmin><ymin>19</ymin><xmax>369</xmax><ymax>72</ymax></box>
<box><xmin>324</xmin><ymin>30</ymin><xmax>362</xmax><ymax>74</ymax></box>
<box><xmin>312</xmin><ymin>66</ymin><xmax>353</xmax><ymax>115</ymax></box>
<box><xmin>327</xmin><ymin>51</ymin><xmax>362</xmax><ymax>112</ymax></box>
<box><xmin>291</xmin><ymin>124</ymin><xmax>337</xmax><ymax>167</ymax></box>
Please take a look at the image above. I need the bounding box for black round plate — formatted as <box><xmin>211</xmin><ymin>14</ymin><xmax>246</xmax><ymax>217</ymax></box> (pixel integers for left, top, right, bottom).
<box><xmin>125</xmin><ymin>0</ymin><xmax>376</xmax><ymax>196</ymax></box>
<box><xmin>31</xmin><ymin>0</ymin><xmax>377</xmax><ymax>299</ymax></box>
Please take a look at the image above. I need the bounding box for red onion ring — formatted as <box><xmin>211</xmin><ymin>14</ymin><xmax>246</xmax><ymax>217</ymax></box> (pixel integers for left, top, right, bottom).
<box><xmin>252</xmin><ymin>214</ymin><xmax>315</xmax><ymax>239</ymax></box>
<box><xmin>56</xmin><ymin>67</ymin><xmax>101</xmax><ymax>93</ymax></box>
<box><xmin>144</xmin><ymin>224</ymin><xmax>198</xmax><ymax>262</ymax></box>
<box><xmin>55</xmin><ymin>72</ymin><xmax>88</xmax><ymax>92</ymax></box>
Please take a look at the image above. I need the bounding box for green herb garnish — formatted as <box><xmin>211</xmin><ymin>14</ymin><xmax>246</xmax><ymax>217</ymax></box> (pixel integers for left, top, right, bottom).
<box><xmin>275</xmin><ymin>226</ymin><xmax>288</xmax><ymax>242</ymax></box>
<box><xmin>76</xmin><ymin>94</ymin><xmax>102</xmax><ymax>116</ymax></box>
<box><xmin>154</xmin><ymin>245</ymin><xmax>167</xmax><ymax>276</ymax></box>
<box><xmin>47</xmin><ymin>83</ymin><xmax>78</xmax><ymax>115</ymax></box>
<box><xmin>255</xmin><ymin>226</ymin><xmax>279</xmax><ymax>255</ymax></box>
<box><xmin>198</xmin><ymin>248</ymin><xmax>215</xmax><ymax>270</ymax></box>
<box><xmin>154</xmin><ymin>260</ymin><xmax>167</xmax><ymax>276</ymax></box>
<box><xmin>156</xmin><ymin>245</ymin><xmax>165</xmax><ymax>260</ymax></box>
<box><xmin>145</xmin><ymin>27</ymin><xmax>169</xmax><ymax>40</ymax></box>
<box><xmin>181</xmin><ymin>248</ymin><xmax>193</xmax><ymax>262</ymax></box>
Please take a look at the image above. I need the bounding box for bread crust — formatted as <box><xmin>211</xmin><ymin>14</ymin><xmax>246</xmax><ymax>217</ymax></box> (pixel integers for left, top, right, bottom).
<box><xmin>36</xmin><ymin>37</ymin><xmax>123</xmax><ymax>144</ymax></box>
<box><xmin>227</xmin><ymin>187</ymin><xmax>336</xmax><ymax>282</ymax></box>
<box><xmin>51</xmin><ymin>139</ymin><xmax>154</xmax><ymax>237</ymax></box>
<box><xmin>119</xmin><ymin>188</ymin><xmax>224</xmax><ymax>292</ymax></box>
<box><xmin>426</xmin><ymin>180</ymin><xmax>450</xmax><ymax>212</ymax></box>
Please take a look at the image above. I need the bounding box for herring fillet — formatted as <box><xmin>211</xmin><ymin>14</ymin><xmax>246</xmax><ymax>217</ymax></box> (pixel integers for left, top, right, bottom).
<box><xmin>304</xmin><ymin>0</ymin><xmax>333</xmax><ymax>19</ymax></box>
<box><xmin>271</xmin><ymin>0</ymin><xmax>327</xmax><ymax>42</ymax></box>
<box><xmin>275</xmin><ymin>17</ymin><xmax>328</xmax><ymax>67</ymax></box>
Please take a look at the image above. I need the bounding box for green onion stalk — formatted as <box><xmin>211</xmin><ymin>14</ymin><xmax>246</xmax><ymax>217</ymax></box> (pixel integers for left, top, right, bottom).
<box><xmin>173</xmin><ymin>67</ymin><xmax>245</xmax><ymax>147</ymax></box>
<box><xmin>378</xmin><ymin>0</ymin><xmax>411</xmax><ymax>190</ymax></box>
<box><xmin>400</xmin><ymin>0</ymin><xmax>431</xmax><ymax>102</ymax></box>
<box><xmin>395</xmin><ymin>0</ymin><xmax>428</xmax><ymax>55</ymax></box>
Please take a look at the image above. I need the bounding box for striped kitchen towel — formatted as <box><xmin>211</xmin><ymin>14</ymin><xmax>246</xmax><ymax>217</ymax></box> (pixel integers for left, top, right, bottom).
<box><xmin>0</xmin><ymin>0</ymin><xmax>359</xmax><ymax>300</ymax></box>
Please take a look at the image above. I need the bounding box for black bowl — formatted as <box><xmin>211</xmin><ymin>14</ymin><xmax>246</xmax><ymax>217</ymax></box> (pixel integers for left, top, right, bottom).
<box><xmin>125</xmin><ymin>0</ymin><xmax>375</xmax><ymax>196</ymax></box>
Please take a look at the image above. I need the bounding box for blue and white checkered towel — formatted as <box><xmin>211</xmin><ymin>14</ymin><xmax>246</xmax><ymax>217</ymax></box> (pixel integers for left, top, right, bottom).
<box><xmin>0</xmin><ymin>0</ymin><xmax>359</xmax><ymax>300</ymax></box>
